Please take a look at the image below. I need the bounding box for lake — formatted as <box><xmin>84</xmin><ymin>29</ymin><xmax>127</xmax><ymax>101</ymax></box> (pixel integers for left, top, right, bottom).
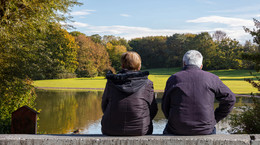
<box><xmin>35</xmin><ymin>89</ymin><xmax>253</xmax><ymax>134</ymax></box>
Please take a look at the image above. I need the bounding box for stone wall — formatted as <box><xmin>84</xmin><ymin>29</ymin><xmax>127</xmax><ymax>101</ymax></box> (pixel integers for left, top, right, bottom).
<box><xmin>0</xmin><ymin>134</ymin><xmax>259</xmax><ymax>145</ymax></box>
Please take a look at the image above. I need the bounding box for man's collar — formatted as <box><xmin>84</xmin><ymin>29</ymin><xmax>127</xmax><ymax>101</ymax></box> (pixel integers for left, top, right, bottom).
<box><xmin>183</xmin><ymin>65</ymin><xmax>201</xmax><ymax>70</ymax></box>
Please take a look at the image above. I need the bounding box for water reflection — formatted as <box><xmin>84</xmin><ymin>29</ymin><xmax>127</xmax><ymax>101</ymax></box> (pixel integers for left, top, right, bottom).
<box><xmin>35</xmin><ymin>90</ymin><xmax>253</xmax><ymax>134</ymax></box>
<box><xmin>36</xmin><ymin>90</ymin><xmax>103</xmax><ymax>134</ymax></box>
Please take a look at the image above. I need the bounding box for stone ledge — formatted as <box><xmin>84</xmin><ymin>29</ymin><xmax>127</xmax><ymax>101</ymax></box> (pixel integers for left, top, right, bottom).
<box><xmin>0</xmin><ymin>134</ymin><xmax>258</xmax><ymax>145</ymax></box>
<box><xmin>251</xmin><ymin>134</ymin><xmax>260</xmax><ymax>145</ymax></box>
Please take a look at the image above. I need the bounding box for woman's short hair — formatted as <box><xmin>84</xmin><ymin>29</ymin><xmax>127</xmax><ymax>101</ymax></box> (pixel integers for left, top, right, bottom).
<box><xmin>183</xmin><ymin>50</ymin><xmax>203</xmax><ymax>68</ymax></box>
<box><xmin>121</xmin><ymin>51</ymin><xmax>141</xmax><ymax>71</ymax></box>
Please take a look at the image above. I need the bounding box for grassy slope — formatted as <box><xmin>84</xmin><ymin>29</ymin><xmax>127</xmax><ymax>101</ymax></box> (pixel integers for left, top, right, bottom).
<box><xmin>34</xmin><ymin>68</ymin><xmax>259</xmax><ymax>94</ymax></box>
<box><xmin>146</xmin><ymin>68</ymin><xmax>258</xmax><ymax>94</ymax></box>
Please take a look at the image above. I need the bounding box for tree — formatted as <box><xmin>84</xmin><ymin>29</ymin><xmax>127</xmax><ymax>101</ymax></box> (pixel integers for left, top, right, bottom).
<box><xmin>212</xmin><ymin>30</ymin><xmax>227</xmax><ymax>42</ymax></box>
<box><xmin>37</xmin><ymin>24</ymin><xmax>78</xmax><ymax>79</ymax></box>
<box><xmin>128</xmin><ymin>32</ymin><xmax>251</xmax><ymax>70</ymax></box>
<box><xmin>242</xmin><ymin>18</ymin><xmax>260</xmax><ymax>96</ymax></box>
<box><xmin>70</xmin><ymin>31</ymin><xmax>86</xmax><ymax>37</ymax></box>
<box><xmin>0</xmin><ymin>0</ymin><xmax>81</xmax><ymax>133</ymax></box>
<box><xmin>243</xmin><ymin>18</ymin><xmax>260</xmax><ymax>71</ymax></box>
<box><xmin>166</xmin><ymin>34</ymin><xmax>189</xmax><ymax>68</ymax></box>
<box><xmin>105</xmin><ymin>42</ymin><xmax>127</xmax><ymax>71</ymax></box>
<box><xmin>102</xmin><ymin>36</ymin><xmax>128</xmax><ymax>71</ymax></box>
<box><xmin>75</xmin><ymin>35</ymin><xmax>112</xmax><ymax>77</ymax></box>
<box><xmin>215</xmin><ymin>38</ymin><xmax>243</xmax><ymax>69</ymax></box>
<box><xmin>228</xmin><ymin>18</ymin><xmax>260</xmax><ymax>134</ymax></box>
<box><xmin>129</xmin><ymin>36</ymin><xmax>167</xmax><ymax>69</ymax></box>
<box><xmin>90</xmin><ymin>34</ymin><xmax>102</xmax><ymax>44</ymax></box>
<box><xmin>188</xmin><ymin>32</ymin><xmax>217</xmax><ymax>70</ymax></box>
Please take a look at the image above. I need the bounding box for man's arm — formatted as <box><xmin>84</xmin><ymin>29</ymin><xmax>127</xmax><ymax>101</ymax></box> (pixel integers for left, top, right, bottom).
<box><xmin>214</xmin><ymin>79</ymin><xmax>236</xmax><ymax>123</ymax></box>
<box><xmin>161</xmin><ymin>76</ymin><xmax>175</xmax><ymax>119</ymax></box>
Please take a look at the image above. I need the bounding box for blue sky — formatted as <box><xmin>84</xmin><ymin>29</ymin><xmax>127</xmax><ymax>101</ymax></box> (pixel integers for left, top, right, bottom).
<box><xmin>66</xmin><ymin>0</ymin><xmax>260</xmax><ymax>43</ymax></box>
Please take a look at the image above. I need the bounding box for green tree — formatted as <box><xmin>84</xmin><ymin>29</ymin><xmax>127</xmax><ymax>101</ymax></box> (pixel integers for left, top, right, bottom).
<box><xmin>28</xmin><ymin>24</ymin><xmax>79</xmax><ymax>80</ymax></box>
<box><xmin>129</xmin><ymin>36</ymin><xmax>167</xmax><ymax>69</ymax></box>
<box><xmin>0</xmin><ymin>0</ymin><xmax>81</xmax><ymax>133</ymax></box>
<box><xmin>215</xmin><ymin>38</ymin><xmax>243</xmax><ymax>69</ymax></box>
<box><xmin>243</xmin><ymin>18</ymin><xmax>260</xmax><ymax>71</ymax></box>
<box><xmin>240</xmin><ymin>41</ymin><xmax>258</xmax><ymax>69</ymax></box>
<box><xmin>228</xmin><ymin>18</ymin><xmax>260</xmax><ymax>134</ymax></box>
<box><xmin>39</xmin><ymin>24</ymin><xmax>78</xmax><ymax>79</ymax></box>
<box><xmin>102</xmin><ymin>35</ymin><xmax>128</xmax><ymax>71</ymax></box>
<box><xmin>166</xmin><ymin>34</ymin><xmax>189</xmax><ymax>68</ymax></box>
<box><xmin>105</xmin><ymin>42</ymin><xmax>127</xmax><ymax>71</ymax></box>
<box><xmin>185</xmin><ymin>32</ymin><xmax>217</xmax><ymax>70</ymax></box>
<box><xmin>90</xmin><ymin>34</ymin><xmax>102</xmax><ymax>44</ymax></box>
<box><xmin>70</xmin><ymin>31</ymin><xmax>86</xmax><ymax>37</ymax></box>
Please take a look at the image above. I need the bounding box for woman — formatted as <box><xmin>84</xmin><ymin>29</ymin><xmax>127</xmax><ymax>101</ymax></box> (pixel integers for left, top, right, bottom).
<box><xmin>101</xmin><ymin>51</ymin><xmax>158</xmax><ymax>136</ymax></box>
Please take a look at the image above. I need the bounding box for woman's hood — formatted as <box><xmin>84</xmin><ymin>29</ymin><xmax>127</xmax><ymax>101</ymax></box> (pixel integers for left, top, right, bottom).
<box><xmin>106</xmin><ymin>69</ymin><xmax>149</xmax><ymax>94</ymax></box>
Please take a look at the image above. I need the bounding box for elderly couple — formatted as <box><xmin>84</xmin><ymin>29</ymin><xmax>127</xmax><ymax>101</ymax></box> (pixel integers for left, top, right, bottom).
<box><xmin>101</xmin><ymin>50</ymin><xmax>236</xmax><ymax>136</ymax></box>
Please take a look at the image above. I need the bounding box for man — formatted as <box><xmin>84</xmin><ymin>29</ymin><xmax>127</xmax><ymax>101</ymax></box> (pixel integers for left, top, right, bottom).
<box><xmin>162</xmin><ymin>50</ymin><xmax>236</xmax><ymax>135</ymax></box>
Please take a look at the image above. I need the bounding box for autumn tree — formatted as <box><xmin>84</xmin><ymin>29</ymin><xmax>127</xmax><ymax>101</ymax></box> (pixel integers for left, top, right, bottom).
<box><xmin>0</xmin><ymin>0</ymin><xmax>81</xmax><ymax>133</ymax></box>
<box><xmin>105</xmin><ymin>42</ymin><xmax>127</xmax><ymax>71</ymax></box>
<box><xmin>75</xmin><ymin>35</ymin><xmax>111</xmax><ymax>77</ymax></box>
<box><xmin>102</xmin><ymin>35</ymin><xmax>128</xmax><ymax>71</ymax></box>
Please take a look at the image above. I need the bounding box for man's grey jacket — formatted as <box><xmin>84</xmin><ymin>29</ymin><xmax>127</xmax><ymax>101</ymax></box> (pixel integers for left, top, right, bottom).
<box><xmin>162</xmin><ymin>65</ymin><xmax>236</xmax><ymax>135</ymax></box>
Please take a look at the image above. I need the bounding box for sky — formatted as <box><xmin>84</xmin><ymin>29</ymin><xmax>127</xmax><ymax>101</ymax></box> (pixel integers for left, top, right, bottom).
<box><xmin>66</xmin><ymin>0</ymin><xmax>260</xmax><ymax>43</ymax></box>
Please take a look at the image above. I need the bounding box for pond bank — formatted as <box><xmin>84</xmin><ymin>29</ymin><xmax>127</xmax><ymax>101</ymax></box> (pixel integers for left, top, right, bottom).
<box><xmin>1</xmin><ymin>134</ymin><xmax>259</xmax><ymax>145</ymax></box>
<box><xmin>35</xmin><ymin>87</ymin><xmax>260</xmax><ymax>98</ymax></box>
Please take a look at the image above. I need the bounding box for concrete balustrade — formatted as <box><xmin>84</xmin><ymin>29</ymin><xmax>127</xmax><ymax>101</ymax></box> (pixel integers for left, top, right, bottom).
<box><xmin>0</xmin><ymin>134</ymin><xmax>259</xmax><ymax>145</ymax></box>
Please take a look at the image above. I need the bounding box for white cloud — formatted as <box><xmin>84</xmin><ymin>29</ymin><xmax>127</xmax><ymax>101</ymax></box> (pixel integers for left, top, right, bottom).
<box><xmin>187</xmin><ymin>16</ymin><xmax>253</xmax><ymax>27</ymax></box>
<box><xmin>89</xmin><ymin>25</ymin><xmax>251</xmax><ymax>42</ymax></box>
<box><xmin>71</xmin><ymin>10</ymin><xmax>95</xmax><ymax>16</ymax></box>
<box><xmin>120</xmin><ymin>14</ymin><xmax>131</xmax><ymax>17</ymax></box>
<box><xmin>80</xmin><ymin>25</ymin><xmax>207</xmax><ymax>40</ymax></box>
<box><xmin>67</xmin><ymin>19</ymin><xmax>253</xmax><ymax>43</ymax></box>
<box><xmin>65</xmin><ymin>22</ymin><xmax>89</xmax><ymax>27</ymax></box>
<box><xmin>207</xmin><ymin>27</ymin><xmax>252</xmax><ymax>43</ymax></box>
<box><xmin>186</xmin><ymin>16</ymin><xmax>255</xmax><ymax>42</ymax></box>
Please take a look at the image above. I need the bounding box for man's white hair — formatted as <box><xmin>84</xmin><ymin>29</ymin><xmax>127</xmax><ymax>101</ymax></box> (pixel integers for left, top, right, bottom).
<box><xmin>183</xmin><ymin>50</ymin><xmax>203</xmax><ymax>68</ymax></box>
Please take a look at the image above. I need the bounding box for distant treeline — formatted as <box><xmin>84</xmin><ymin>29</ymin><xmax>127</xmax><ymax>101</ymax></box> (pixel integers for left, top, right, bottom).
<box><xmin>129</xmin><ymin>32</ymin><xmax>258</xmax><ymax>70</ymax></box>
<box><xmin>4</xmin><ymin>28</ymin><xmax>257</xmax><ymax>81</ymax></box>
<box><xmin>39</xmin><ymin>30</ymin><xmax>258</xmax><ymax>80</ymax></box>
<box><xmin>70</xmin><ymin>30</ymin><xmax>258</xmax><ymax>80</ymax></box>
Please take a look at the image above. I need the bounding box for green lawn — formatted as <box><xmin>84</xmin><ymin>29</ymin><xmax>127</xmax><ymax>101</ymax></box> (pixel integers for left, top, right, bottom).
<box><xmin>33</xmin><ymin>68</ymin><xmax>259</xmax><ymax>95</ymax></box>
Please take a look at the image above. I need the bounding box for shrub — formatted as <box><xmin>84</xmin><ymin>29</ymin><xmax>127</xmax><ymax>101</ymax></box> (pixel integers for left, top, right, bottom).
<box><xmin>228</xmin><ymin>97</ymin><xmax>260</xmax><ymax>134</ymax></box>
<box><xmin>0</xmin><ymin>78</ymin><xmax>37</xmax><ymax>133</ymax></box>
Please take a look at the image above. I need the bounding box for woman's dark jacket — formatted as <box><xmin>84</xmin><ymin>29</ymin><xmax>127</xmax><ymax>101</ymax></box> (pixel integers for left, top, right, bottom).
<box><xmin>101</xmin><ymin>69</ymin><xmax>158</xmax><ymax>136</ymax></box>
